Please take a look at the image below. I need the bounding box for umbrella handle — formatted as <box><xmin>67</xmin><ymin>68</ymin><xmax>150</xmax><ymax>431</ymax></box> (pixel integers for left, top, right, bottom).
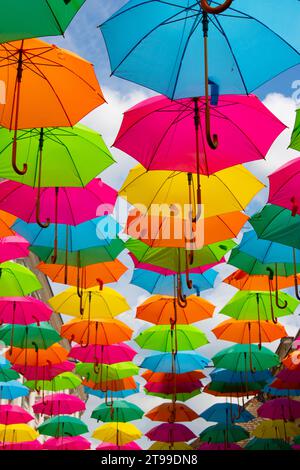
<box><xmin>12</xmin><ymin>130</ymin><xmax>27</xmax><ymax>175</ymax></box>
<box><xmin>201</xmin><ymin>0</ymin><xmax>233</xmax><ymax>14</ymax></box>
<box><xmin>176</xmin><ymin>273</ymin><xmax>187</xmax><ymax>307</ymax></box>
<box><xmin>93</xmin><ymin>363</ymin><xmax>101</xmax><ymax>374</ymax></box>
<box><xmin>248</xmin><ymin>344</ymin><xmax>256</xmax><ymax>374</ymax></box>
<box><xmin>97</xmin><ymin>278</ymin><xmax>104</xmax><ymax>290</ymax></box>
<box><xmin>267</xmin><ymin>266</ymin><xmax>288</xmax><ymax>309</ymax></box>
<box><xmin>293</xmin><ymin>248</ymin><xmax>300</xmax><ymax>301</ymax></box>
<box><xmin>36</xmin><ymin>130</ymin><xmax>50</xmax><ymax>229</ymax></box>
<box><xmin>185</xmin><ymin>251</ymin><xmax>193</xmax><ymax>290</ymax></box>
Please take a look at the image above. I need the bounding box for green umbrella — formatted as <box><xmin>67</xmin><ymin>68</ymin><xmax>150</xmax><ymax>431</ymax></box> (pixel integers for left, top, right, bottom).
<box><xmin>200</xmin><ymin>423</ymin><xmax>249</xmax><ymax>443</ymax></box>
<box><xmin>0</xmin><ymin>262</ymin><xmax>41</xmax><ymax>296</ymax></box>
<box><xmin>25</xmin><ymin>372</ymin><xmax>81</xmax><ymax>392</ymax></box>
<box><xmin>38</xmin><ymin>415</ymin><xmax>88</xmax><ymax>437</ymax></box>
<box><xmin>0</xmin><ymin>125</ymin><xmax>114</xmax><ymax>187</ymax></box>
<box><xmin>135</xmin><ymin>325</ymin><xmax>208</xmax><ymax>352</ymax></box>
<box><xmin>245</xmin><ymin>438</ymin><xmax>292</xmax><ymax>451</ymax></box>
<box><xmin>91</xmin><ymin>400</ymin><xmax>144</xmax><ymax>423</ymax></box>
<box><xmin>212</xmin><ymin>344</ymin><xmax>280</xmax><ymax>372</ymax></box>
<box><xmin>290</xmin><ymin>108</ymin><xmax>300</xmax><ymax>151</ymax></box>
<box><xmin>294</xmin><ymin>436</ymin><xmax>300</xmax><ymax>445</ymax></box>
<box><xmin>145</xmin><ymin>389</ymin><xmax>201</xmax><ymax>402</ymax></box>
<box><xmin>0</xmin><ymin>368</ymin><xmax>20</xmax><ymax>382</ymax></box>
<box><xmin>75</xmin><ymin>362</ymin><xmax>139</xmax><ymax>382</ymax></box>
<box><xmin>228</xmin><ymin>248</ymin><xmax>300</xmax><ymax>276</ymax></box>
<box><xmin>205</xmin><ymin>380</ymin><xmax>267</xmax><ymax>395</ymax></box>
<box><xmin>0</xmin><ymin>322</ymin><xmax>61</xmax><ymax>349</ymax></box>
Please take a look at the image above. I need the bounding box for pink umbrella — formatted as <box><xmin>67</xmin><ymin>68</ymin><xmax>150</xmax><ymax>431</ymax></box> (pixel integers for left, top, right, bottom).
<box><xmin>293</xmin><ymin>337</ymin><xmax>300</xmax><ymax>349</ymax></box>
<box><xmin>146</xmin><ymin>423</ymin><xmax>196</xmax><ymax>442</ymax></box>
<box><xmin>0</xmin><ymin>178</ymin><xmax>117</xmax><ymax>225</ymax></box>
<box><xmin>269</xmin><ymin>157</ymin><xmax>300</xmax><ymax>215</ymax></box>
<box><xmin>0</xmin><ymin>405</ymin><xmax>33</xmax><ymax>425</ymax></box>
<box><xmin>33</xmin><ymin>393</ymin><xmax>86</xmax><ymax>416</ymax></box>
<box><xmin>198</xmin><ymin>443</ymin><xmax>242</xmax><ymax>450</ymax></box>
<box><xmin>145</xmin><ymin>381</ymin><xmax>203</xmax><ymax>394</ymax></box>
<box><xmin>0</xmin><ymin>235</ymin><xmax>29</xmax><ymax>262</ymax></box>
<box><xmin>0</xmin><ymin>440</ymin><xmax>42</xmax><ymax>450</ymax></box>
<box><xmin>12</xmin><ymin>361</ymin><xmax>75</xmax><ymax>380</ymax></box>
<box><xmin>0</xmin><ymin>296</ymin><xmax>52</xmax><ymax>325</ymax></box>
<box><xmin>257</xmin><ymin>398</ymin><xmax>300</xmax><ymax>421</ymax></box>
<box><xmin>293</xmin><ymin>445</ymin><xmax>300</xmax><ymax>450</ymax></box>
<box><xmin>130</xmin><ymin>253</ymin><xmax>222</xmax><ymax>275</ymax></box>
<box><xmin>68</xmin><ymin>343</ymin><xmax>137</xmax><ymax>364</ymax></box>
<box><xmin>114</xmin><ymin>94</ymin><xmax>284</xmax><ymax>175</ymax></box>
<box><xmin>96</xmin><ymin>442</ymin><xmax>142</xmax><ymax>450</ymax></box>
<box><xmin>43</xmin><ymin>436</ymin><xmax>91</xmax><ymax>450</ymax></box>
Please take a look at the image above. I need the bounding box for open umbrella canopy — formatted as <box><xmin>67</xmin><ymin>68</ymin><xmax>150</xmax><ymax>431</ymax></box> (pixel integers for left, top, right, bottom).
<box><xmin>278</xmin><ymin>369</ymin><xmax>300</xmax><ymax>382</ymax></box>
<box><xmin>204</xmin><ymin>381</ymin><xmax>266</xmax><ymax>397</ymax></box>
<box><xmin>97</xmin><ymin>442</ymin><xmax>142</xmax><ymax>451</ymax></box>
<box><xmin>38</xmin><ymin>415</ymin><xmax>88</xmax><ymax>437</ymax></box>
<box><xmin>0</xmin><ymin>296</ymin><xmax>52</xmax><ymax>325</ymax></box>
<box><xmin>140</xmin><ymin>351</ymin><xmax>209</xmax><ymax>374</ymax></box>
<box><xmin>212</xmin><ymin>344</ymin><xmax>280</xmax><ymax>371</ymax></box>
<box><xmin>33</xmin><ymin>393</ymin><xmax>85</xmax><ymax>416</ymax></box>
<box><xmin>0</xmin><ymin>440</ymin><xmax>42</xmax><ymax>451</ymax></box>
<box><xmin>0</xmin><ymin>405</ymin><xmax>33</xmax><ymax>425</ymax></box>
<box><xmin>146</xmin><ymin>423</ymin><xmax>196</xmax><ymax>443</ymax></box>
<box><xmin>12</xmin><ymin>361</ymin><xmax>74</xmax><ymax>381</ymax></box>
<box><xmin>198</xmin><ymin>443</ymin><xmax>242</xmax><ymax>451</ymax></box>
<box><xmin>146</xmin><ymin>389</ymin><xmax>201</xmax><ymax>403</ymax></box>
<box><xmin>210</xmin><ymin>369</ymin><xmax>273</xmax><ymax>384</ymax></box>
<box><xmin>92</xmin><ymin>422</ymin><xmax>142</xmax><ymax>445</ymax></box>
<box><xmin>146</xmin><ymin>403</ymin><xmax>198</xmax><ymax>423</ymax></box>
<box><xmin>200</xmin><ymin>423</ymin><xmax>249</xmax><ymax>443</ymax></box>
<box><xmin>142</xmin><ymin>370</ymin><xmax>205</xmax><ymax>383</ymax></box>
<box><xmin>0</xmin><ymin>262</ymin><xmax>41</xmax><ymax>296</ymax></box>
<box><xmin>0</xmin><ymin>211</ymin><xmax>16</xmax><ymax>237</ymax></box>
<box><xmin>0</xmin><ymin>423</ymin><xmax>38</xmax><ymax>443</ymax></box>
<box><xmin>145</xmin><ymin>381</ymin><xmax>202</xmax><ymax>395</ymax></box>
<box><xmin>268</xmin><ymin>155</ymin><xmax>300</xmax><ymax>215</ymax></box>
<box><xmin>223</xmin><ymin>269</ymin><xmax>299</xmax><ymax>291</ymax></box>
<box><xmin>245</xmin><ymin>438</ymin><xmax>292</xmax><ymax>451</ymax></box>
<box><xmin>0</xmin><ymin>235</ymin><xmax>29</xmax><ymax>262</ymax></box>
<box><xmin>200</xmin><ymin>403</ymin><xmax>254</xmax><ymax>424</ymax></box>
<box><xmin>0</xmin><ymin>1</ymin><xmax>86</xmax><ymax>43</ymax></box>
<box><xmin>136</xmin><ymin>295</ymin><xmax>215</xmax><ymax>325</ymax></box>
<box><xmin>149</xmin><ymin>442</ymin><xmax>192</xmax><ymax>451</ymax></box>
<box><xmin>43</xmin><ymin>436</ymin><xmax>91</xmax><ymax>451</ymax></box>
<box><xmin>258</xmin><ymin>398</ymin><xmax>300</xmax><ymax>421</ymax></box>
<box><xmin>75</xmin><ymin>362</ymin><xmax>139</xmax><ymax>382</ymax></box>
<box><xmin>0</xmin><ymin>322</ymin><xmax>61</xmax><ymax>349</ymax></box>
<box><xmin>84</xmin><ymin>387</ymin><xmax>139</xmax><ymax>400</ymax></box>
<box><xmin>0</xmin><ymin>380</ymin><xmax>29</xmax><ymax>400</ymax></box>
<box><xmin>61</xmin><ymin>319</ymin><xmax>133</xmax><ymax>346</ymax></box>
<box><xmin>0</xmin><ymin>369</ymin><xmax>20</xmax><ymax>382</ymax></box>
<box><xmin>6</xmin><ymin>343</ymin><xmax>68</xmax><ymax>366</ymax></box>
<box><xmin>25</xmin><ymin>372</ymin><xmax>82</xmax><ymax>392</ymax></box>
<box><xmin>91</xmin><ymin>400</ymin><xmax>144</xmax><ymax>423</ymax></box>
<box><xmin>290</xmin><ymin>110</ymin><xmax>300</xmax><ymax>151</ymax></box>
<box><xmin>135</xmin><ymin>324</ymin><xmax>208</xmax><ymax>351</ymax></box>
<box><xmin>49</xmin><ymin>286</ymin><xmax>130</xmax><ymax>320</ymax></box>
<box><xmin>252</xmin><ymin>420</ymin><xmax>299</xmax><ymax>439</ymax></box>
<box><xmin>69</xmin><ymin>343</ymin><xmax>137</xmax><ymax>365</ymax></box>
<box><xmin>83</xmin><ymin>376</ymin><xmax>137</xmax><ymax>393</ymax></box>
<box><xmin>212</xmin><ymin>319</ymin><xmax>287</xmax><ymax>344</ymax></box>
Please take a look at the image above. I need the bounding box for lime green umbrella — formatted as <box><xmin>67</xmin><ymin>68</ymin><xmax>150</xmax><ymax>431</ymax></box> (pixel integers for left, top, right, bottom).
<box><xmin>0</xmin><ymin>368</ymin><xmax>20</xmax><ymax>382</ymax></box>
<box><xmin>75</xmin><ymin>362</ymin><xmax>139</xmax><ymax>382</ymax></box>
<box><xmin>25</xmin><ymin>372</ymin><xmax>81</xmax><ymax>392</ymax></box>
<box><xmin>38</xmin><ymin>415</ymin><xmax>88</xmax><ymax>437</ymax></box>
<box><xmin>91</xmin><ymin>400</ymin><xmax>144</xmax><ymax>423</ymax></box>
<box><xmin>135</xmin><ymin>325</ymin><xmax>208</xmax><ymax>352</ymax></box>
<box><xmin>245</xmin><ymin>438</ymin><xmax>292</xmax><ymax>451</ymax></box>
<box><xmin>212</xmin><ymin>344</ymin><xmax>280</xmax><ymax>372</ymax></box>
<box><xmin>145</xmin><ymin>389</ymin><xmax>201</xmax><ymax>402</ymax></box>
<box><xmin>0</xmin><ymin>322</ymin><xmax>61</xmax><ymax>349</ymax></box>
<box><xmin>290</xmin><ymin>108</ymin><xmax>300</xmax><ymax>151</ymax></box>
<box><xmin>0</xmin><ymin>262</ymin><xmax>41</xmax><ymax>296</ymax></box>
<box><xmin>0</xmin><ymin>1</ymin><xmax>86</xmax><ymax>43</ymax></box>
<box><xmin>200</xmin><ymin>423</ymin><xmax>249</xmax><ymax>443</ymax></box>
<box><xmin>0</xmin><ymin>125</ymin><xmax>114</xmax><ymax>187</ymax></box>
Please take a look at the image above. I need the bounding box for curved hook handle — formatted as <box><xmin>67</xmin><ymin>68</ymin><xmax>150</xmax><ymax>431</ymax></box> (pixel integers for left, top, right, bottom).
<box><xmin>201</xmin><ymin>0</ymin><xmax>233</xmax><ymax>14</ymax></box>
<box><xmin>205</xmin><ymin>103</ymin><xmax>218</xmax><ymax>149</ymax></box>
<box><xmin>268</xmin><ymin>265</ymin><xmax>288</xmax><ymax>310</ymax></box>
<box><xmin>36</xmin><ymin>196</ymin><xmax>50</xmax><ymax>229</ymax></box>
<box><xmin>176</xmin><ymin>274</ymin><xmax>187</xmax><ymax>307</ymax></box>
<box><xmin>185</xmin><ymin>251</ymin><xmax>193</xmax><ymax>290</ymax></box>
<box><xmin>93</xmin><ymin>363</ymin><xmax>101</xmax><ymax>374</ymax></box>
<box><xmin>248</xmin><ymin>344</ymin><xmax>256</xmax><ymax>374</ymax></box>
<box><xmin>12</xmin><ymin>132</ymin><xmax>27</xmax><ymax>175</ymax></box>
<box><xmin>96</xmin><ymin>278</ymin><xmax>104</xmax><ymax>291</ymax></box>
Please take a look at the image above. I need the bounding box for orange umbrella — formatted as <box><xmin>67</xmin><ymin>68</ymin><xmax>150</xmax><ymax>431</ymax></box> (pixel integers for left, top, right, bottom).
<box><xmin>224</xmin><ymin>269</ymin><xmax>298</xmax><ymax>291</ymax></box>
<box><xmin>0</xmin><ymin>211</ymin><xmax>16</xmax><ymax>237</ymax></box>
<box><xmin>83</xmin><ymin>377</ymin><xmax>137</xmax><ymax>392</ymax></box>
<box><xmin>126</xmin><ymin>210</ymin><xmax>248</xmax><ymax>248</ymax></box>
<box><xmin>136</xmin><ymin>295</ymin><xmax>215</xmax><ymax>325</ymax></box>
<box><xmin>6</xmin><ymin>343</ymin><xmax>68</xmax><ymax>366</ymax></box>
<box><xmin>142</xmin><ymin>370</ymin><xmax>206</xmax><ymax>383</ymax></box>
<box><xmin>145</xmin><ymin>403</ymin><xmax>198</xmax><ymax>422</ymax></box>
<box><xmin>282</xmin><ymin>351</ymin><xmax>300</xmax><ymax>370</ymax></box>
<box><xmin>203</xmin><ymin>385</ymin><xmax>258</xmax><ymax>398</ymax></box>
<box><xmin>37</xmin><ymin>260</ymin><xmax>127</xmax><ymax>289</ymax></box>
<box><xmin>213</xmin><ymin>319</ymin><xmax>287</xmax><ymax>346</ymax></box>
<box><xmin>61</xmin><ymin>319</ymin><xmax>133</xmax><ymax>346</ymax></box>
<box><xmin>0</xmin><ymin>38</ymin><xmax>105</xmax><ymax>175</ymax></box>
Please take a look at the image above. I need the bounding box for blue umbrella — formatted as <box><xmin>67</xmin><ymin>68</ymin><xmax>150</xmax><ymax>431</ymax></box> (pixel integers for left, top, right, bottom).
<box><xmin>84</xmin><ymin>386</ymin><xmax>139</xmax><ymax>399</ymax></box>
<box><xmin>130</xmin><ymin>268</ymin><xmax>218</xmax><ymax>295</ymax></box>
<box><xmin>210</xmin><ymin>368</ymin><xmax>273</xmax><ymax>384</ymax></box>
<box><xmin>200</xmin><ymin>403</ymin><xmax>254</xmax><ymax>424</ymax></box>
<box><xmin>0</xmin><ymin>357</ymin><xmax>11</xmax><ymax>369</ymax></box>
<box><xmin>263</xmin><ymin>385</ymin><xmax>300</xmax><ymax>397</ymax></box>
<box><xmin>140</xmin><ymin>351</ymin><xmax>209</xmax><ymax>373</ymax></box>
<box><xmin>0</xmin><ymin>380</ymin><xmax>29</xmax><ymax>400</ymax></box>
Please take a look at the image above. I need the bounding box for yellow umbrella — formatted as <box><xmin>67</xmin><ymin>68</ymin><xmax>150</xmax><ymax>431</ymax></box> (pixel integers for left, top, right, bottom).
<box><xmin>49</xmin><ymin>286</ymin><xmax>130</xmax><ymax>320</ymax></box>
<box><xmin>119</xmin><ymin>165</ymin><xmax>264</xmax><ymax>218</ymax></box>
<box><xmin>0</xmin><ymin>424</ymin><xmax>39</xmax><ymax>442</ymax></box>
<box><xmin>149</xmin><ymin>441</ymin><xmax>193</xmax><ymax>450</ymax></box>
<box><xmin>92</xmin><ymin>422</ymin><xmax>142</xmax><ymax>445</ymax></box>
<box><xmin>252</xmin><ymin>420</ymin><xmax>299</xmax><ymax>440</ymax></box>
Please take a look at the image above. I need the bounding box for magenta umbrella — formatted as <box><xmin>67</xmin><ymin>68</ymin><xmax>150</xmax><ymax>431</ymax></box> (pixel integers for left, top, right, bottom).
<box><xmin>198</xmin><ymin>443</ymin><xmax>242</xmax><ymax>451</ymax></box>
<box><xmin>0</xmin><ymin>297</ymin><xmax>52</xmax><ymax>325</ymax></box>
<box><xmin>268</xmin><ymin>157</ymin><xmax>300</xmax><ymax>215</ymax></box>
<box><xmin>257</xmin><ymin>398</ymin><xmax>300</xmax><ymax>421</ymax></box>
<box><xmin>0</xmin><ymin>235</ymin><xmax>29</xmax><ymax>262</ymax></box>
<box><xmin>68</xmin><ymin>343</ymin><xmax>137</xmax><ymax>364</ymax></box>
<box><xmin>277</xmin><ymin>369</ymin><xmax>300</xmax><ymax>382</ymax></box>
<box><xmin>12</xmin><ymin>361</ymin><xmax>74</xmax><ymax>381</ymax></box>
<box><xmin>145</xmin><ymin>381</ymin><xmax>203</xmax><ymax>394</ymax></box>
<box><xmin>146</xmin><ymin>423</ymin><xmax>196</xmax><ymax>443</ymax></box>
<box><xmin>0</xmin><ymin>440</ymin><xmax>42</xmax><ymax>450</ymax></box>
<box><xmin>96</xmin><ymin>442</ymin><xmax>142</xmax><ymax>451</ymax></box>
<box><xmin>293</xmin><ymin>337</ymin><xmax>300</xmax><ymax>349</ymax></box>
<box><xmin>0</xmin><ymin>405</ymin><xmax>33</xmax><ymax>425</ymax></box>
<box><xmin>43</xmin><ymin>436</ymin><xmax>91</xmax><ymax>451</ymax></box>
<box><xmin>33</xmin><ymin>393</ymin><xmax>86</xmax><ymax>416</ymax></box>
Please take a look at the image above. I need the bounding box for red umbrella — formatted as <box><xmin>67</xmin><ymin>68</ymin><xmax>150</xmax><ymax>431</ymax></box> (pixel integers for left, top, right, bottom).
<box><xmin>146</xmin><ymin>423</ymin><xmax>196</xmax><ymax>442</ymax></box>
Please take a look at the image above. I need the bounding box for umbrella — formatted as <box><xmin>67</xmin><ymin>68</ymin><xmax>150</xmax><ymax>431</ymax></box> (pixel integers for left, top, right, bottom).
<box><xmin>61</xmin><ymin>319</ymin><xmax>133</xmax><ymax>346</ymax></box>
<box><xmin>0</xmin><ymin>235</ymin><xmax>29</xmax><ymax>262</ymax></box>
<box><xmin>282</xmin><ymin>351</ymin><xmax>300</xmax><ymax>370</ymax></box>
<box><xmin>75</xmin><ymin>362</ymin><xmax>139</xmax><ymax>382</ymax></box>
<box><xmin>38</xmin><ymin>416</ymin><xmax>88</xmax><ymax>437</ymax></box>
<box><xmin>84</xmin><ymin>387</ymin><xmax>139</xmax><ymax>400</ymax></box>
<box><xmin>277</xmin><ymin>369</ymin><xmax>300</xmax><ymax>382</ymax></box>
<box><xmin>142</xmin><ymin>370</ymin><xmax>205</xmax><ymax>383</ymax></box>
<box><xmin>0</xmin><ymin>424</ymin><xmax>38</xmax><ymax>442</ymax></box>
<box><xmin>140</xmin><ymin>351</ymin><xmax>209</xmax><ymax>374</ymax></box>
<box><xmin>257</xmin><ymin>398</ymin><xmax>300</xmax><ymax>421</ymax></box>
<box><xmin>0</xmin><ymin>211</ymin><xmax>15</xmax><ymax>238</ymax></box>
<box><xmin>33</xmin><ymin>393</ymin><xmax>85</xmax><ymax>416</ymax></box>
<box><xmin>0</xmin><ymin>297</ymin><xmax>52</xmax><ymax>325</ymax></box>
<box><xmin>200</xmin><ymin>404</ymin><xmax>254</xmax><ymax>424</ymax></box>
<box><xmin>91</xmin><ymin>401</ymin><xmax>143</xmax><ymax>423</ymax></box>
<box><xmin>268</xmin><ymin>156</ymin><xmax>300</xmax><ymax>214</ymax></box>
<box><xmin>210</xmin><ymin>369</ymin><xmax>272</xmax><ymax>384</ymax></box>
<box><xmin>0</xmin><ymin>440</ymin><xmax>42</xmax><ymax>450</ymax></box>
<box><xmin>212</xmin><ymin>344</ymin><xmax>280</xmax><ymax>372</ymax></box>
<box><xmin>200</xmin><ymin>423</ymin><xmax>249</xmax><ymax>443</ymax></box>
<box><xmin>145</xmin><ymin>423</ymin><xmax>196</xmax><ymax>442</ymax></box>
<box><xmin>290</xmin><ymin>110</ymin><xmax>300</xmax><ymax>151</ymax></box>
<box><xmin>144</xmin><ymin>381</ymin><xmax>203</xmax><ymax>395</ymax></box>
<box><xmin>0</xmin><ymin>381</ymin><xmax>29</xmax><ymax>400</ymax></box>
<box><xmin>0</xmin><ymin>405</ymin><xmax>33</xmax><ymax>425</ymax></box>
<box><xmin>146</xmin><ymin>389</ymin><xmax>201</xmax><ymax>403</ymax></box>
<box><xmin>212</xmin><ymin>319</ymin><xmax>287</xmax><ymax>346</ymax></box>
<box><xmin>135</xmin><ymin>324</ymin><xmax>208</xmax><ymax>351</ymax></box>
<box><xmin>92</xmin><ymin>422</ymin><xmax>142</xmax><ymax>445</ymax></box>
<box><xmin>96</xmin><ymin>442</ymin><xmax>142</xmax><ymax>451</ymax></box>
<box><xmin>6</xmin><ymin>343</ymin><xmax>68</xmax><ymax>366</ymax></box>
<box><xmin>145</xmin><ymin>403</ymin><xmax>198</xmax><ymax>423</ymax></box>
<box><xmin>149</xmin><ymin>442</ymin><xmax>192</xmax><ymax>451</ymax></box>
<box><xmin>0</xmin><ymin>38</ymin><xmax>104</xmax><ymax>175</ymax></box>
<box><xmin>252</xmin><ymin>420</ymin><xmax>299</xmax><ymax>439</ymax></box>
<box><xmin>68</xmin><ymin>344</ymin><xmax>137</xmax><ymax>365</ymax></box>
<box><xmin>0</xmin><ymin>1</ymin><xmax>86</xmax><ymax>43</ymax></box>
<box><xmin>82</xmin><ymin>377</ymin><xmax>137</xmax><ymax>393</ymax></box>
<box><xmin>263</xmin><ymin>386</ymin><xmax>300</xmax><ymax>397</ymax></box>
<box><xmin>43</xmin><ymin>436</ymin><xmax>91</xmax><ymax>451</ymax></box>
<box><xmin>204</xmin><ymin>381</ymin><xmax>266</xmax><ymax>397</ymax></box>
<box><xmin>25</xmin><ymin>372</ymin><xmax>82</xmax><ymax>393</ymax></box>
<box><xmin>136</xmin><ymin>295</ymin><xmax>215</xmax><ymax>324</ymax></box>
<box><xmin>223</xmin><ymin>269</ymin><xmax>299</xmax><ymax>292</ymax></box>
<box><xmin>0</xmin><ymin>369</ymin><xmax>19</xmax><ymax>382</ymax></box>
<box><xmin>245</xmin><ymin>438</ymin><xmax>292</xmax><ymax>451</ymax></box>
<box><xmin>0</xmin><ymin>322</ymin><xmax>61</xmax><ymax>350</ymax></box>
<box><xmin>12</xmin><ymin>362</ymin><xmax>74</xmax><ymax>381</ymax></box>
<box><xmin>0</xmin><ymin>262</ymin><xmax>41</xmax><ymax>296</ymax></box>
<box><xmin>198</xmin><ymin>443</ymin><xmax>242</xmax><ymax>450</ymax></box>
